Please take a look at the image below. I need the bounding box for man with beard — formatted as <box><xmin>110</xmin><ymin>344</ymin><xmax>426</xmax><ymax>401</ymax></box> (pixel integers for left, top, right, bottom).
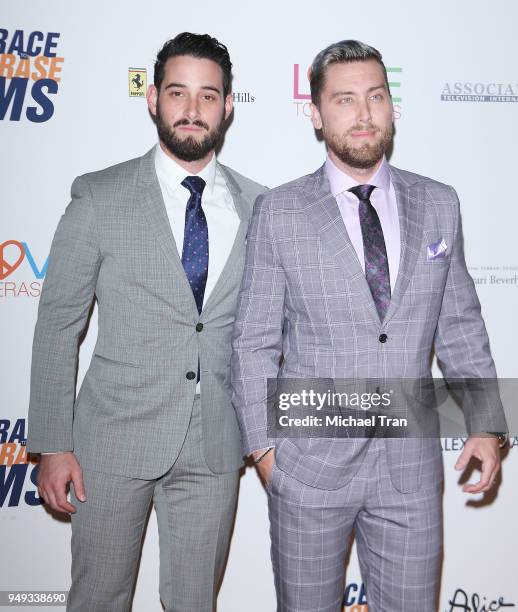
<box><xmin>28</xmin><ymin>32</ymin><xmax>266</xmax><ymax>611</ymax></box>
<box><xmin>231</xmin><ymin>40</ymin><xmax>506</xmax><ymax>611</ymax></box>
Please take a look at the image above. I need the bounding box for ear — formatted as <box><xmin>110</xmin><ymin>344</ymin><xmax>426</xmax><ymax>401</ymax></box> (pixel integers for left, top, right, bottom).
<box><xmin>224</xmin><ymin>93</ymin><xmax>233</xmax><ymax>121</ymax></box>
<box><xmin>310</xmin><ymin>102</ymin><xmax>323</xmax><ymax>130</ymax></box>
<box><xmin>146</xmin><ymin>84</ymin><xmax>158</xmax><ymax>117</ymax></box>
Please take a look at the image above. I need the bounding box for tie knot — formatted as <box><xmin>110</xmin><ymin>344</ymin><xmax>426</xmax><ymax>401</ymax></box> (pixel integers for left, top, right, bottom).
<box><xmin>348</xmin><ymin>184</ymin><xmax>376</xmax><ymax>202</ymax></box>
<box><xmin>182</xmin><ymin>175</ymin><xmax>206</xmax><ymax>196</ymax></box>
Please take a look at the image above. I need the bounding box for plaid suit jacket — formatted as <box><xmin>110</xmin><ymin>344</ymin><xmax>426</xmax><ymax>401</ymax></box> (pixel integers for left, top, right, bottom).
<box><xmin>231</xmin><ymin>164</ymin><xmax>506</xmax><ymax>492</ymax></box>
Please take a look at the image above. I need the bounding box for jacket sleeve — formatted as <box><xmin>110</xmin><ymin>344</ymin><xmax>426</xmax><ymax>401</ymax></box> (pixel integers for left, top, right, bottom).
<box><xmin>27</xmin><ymin>176</ymin><xmax>101</xmax><ymax>453</ymax></box>
<box><xmin>433</xmin><ymin>187</ymin><xmax>507</xmax><ymax>435</ymax></box>
<box><xmin>231</xmin><ymin>193</ymin><xmax>286</xmax><ymax>456</ymax></box>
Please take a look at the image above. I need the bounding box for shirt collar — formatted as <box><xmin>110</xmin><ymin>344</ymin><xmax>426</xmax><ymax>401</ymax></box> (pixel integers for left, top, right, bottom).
<box><xmin>325</xmin><ymin>154</ymin><xmax>391</xmax><ymax>197</ymax></box>
<box><xmin>154</xmin><ymin>143</ymin><xmax>217</xmax><ymax>195</ymax></box>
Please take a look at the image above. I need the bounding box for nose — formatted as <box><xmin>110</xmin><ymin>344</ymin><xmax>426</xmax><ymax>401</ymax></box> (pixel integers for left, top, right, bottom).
<box><xmin>185</xmin><ymin>96</ymin><xmax>200</xmax><ymax>121</ymax></box>
<box><xmin>356</xmin><ymin>98</ymin><xmax>372</xmax><ymax>124</ymax></box>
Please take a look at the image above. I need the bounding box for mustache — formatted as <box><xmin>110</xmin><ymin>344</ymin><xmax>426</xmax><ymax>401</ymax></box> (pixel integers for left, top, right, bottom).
<box><xmin>173</xmin><ymin>118</ymin><xmax>210</xmax><ymax>131</ymax></box>
<box><xmin>348</xmin><ymin>124</ymin><xmax>380</xmax><ymax>134</ymax></box>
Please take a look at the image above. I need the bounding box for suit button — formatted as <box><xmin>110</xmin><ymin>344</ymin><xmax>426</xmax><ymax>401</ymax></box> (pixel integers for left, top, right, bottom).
<box><xmin>186</xmin><ymin>371</ymin><xmax>196</xmax><ymax>380</ymax></box>
<box><xmin>196</xmin><ymin>323</ymin><xmax>204</xmax><ymax>332</ymax></box>
<box><xmin>379</xmin><ymin>333</ymin><xmax>388</xmax><ymax>343</ymax></box>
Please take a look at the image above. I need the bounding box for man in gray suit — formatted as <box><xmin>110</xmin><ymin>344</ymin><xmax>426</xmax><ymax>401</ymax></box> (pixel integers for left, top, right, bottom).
<box><xmin>28</xmin><ymin>32</ymin><xmax>265</xmax><ymax>611</ymax></box>
<box><xmin>231</xmin><ymin>40</ymin><xmax>506</xmax><ymax>611</ymax></box>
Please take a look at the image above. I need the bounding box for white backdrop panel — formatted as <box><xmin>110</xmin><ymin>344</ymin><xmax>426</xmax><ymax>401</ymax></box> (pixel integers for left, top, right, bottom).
<box><xmin>1</xmin><ymin>1</ymin><xmax>517</xmax><ymax>610</ymax></box>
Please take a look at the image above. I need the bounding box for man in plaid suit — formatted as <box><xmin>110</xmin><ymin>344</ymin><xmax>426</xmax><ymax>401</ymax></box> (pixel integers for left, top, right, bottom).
<box><xmin>231</xmin><ymin>39</ymin><xmax>506</xmax><ymax>612</ymax></box>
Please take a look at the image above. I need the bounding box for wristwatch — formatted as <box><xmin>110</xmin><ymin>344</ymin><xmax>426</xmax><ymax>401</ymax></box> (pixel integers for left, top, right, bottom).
<box><xmin>487</xmin><ymin>432</ymin><xmax>509</xmax><ymax>448</ymax></box>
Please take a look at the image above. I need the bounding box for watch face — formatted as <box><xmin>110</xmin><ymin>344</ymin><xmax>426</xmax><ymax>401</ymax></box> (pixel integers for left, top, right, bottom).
<box><xmin>495</xmin><ymin>433</ymin><xmax>508</xmax><ymax>447</ymax></box>
<box><xmin>487</xmin><ymin>432</ymin><xmax>508</xmax><ymax>448</ymax></box>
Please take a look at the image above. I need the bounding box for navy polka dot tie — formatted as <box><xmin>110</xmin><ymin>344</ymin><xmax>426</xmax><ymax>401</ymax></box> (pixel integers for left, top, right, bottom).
<box><xmin>181</xmin><ymin>176</ymin><xmax>208</xmax><ymax>315</ymax></box>
<box><xmin>348</xmin><ymin>184</ymin><xmax>391</xmax><ymax>321</ymax></box>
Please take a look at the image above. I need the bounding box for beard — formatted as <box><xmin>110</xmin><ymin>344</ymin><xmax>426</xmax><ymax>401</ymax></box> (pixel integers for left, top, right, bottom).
<box><xmin>325</xmin><ymin>122</ymin><xmax>393</xmax><ymax>169</ymax></box>
<box><xmin>155</xmin><ymin>101</ymin><xmax>226</xmax><ymax>162</ymax></box>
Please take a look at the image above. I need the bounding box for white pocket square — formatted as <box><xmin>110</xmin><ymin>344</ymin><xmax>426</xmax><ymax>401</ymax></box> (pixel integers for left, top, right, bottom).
<box><xmin>427</xmin><ymin>237</ymin><xmax>447</xmax><ymax>261</ymax></box>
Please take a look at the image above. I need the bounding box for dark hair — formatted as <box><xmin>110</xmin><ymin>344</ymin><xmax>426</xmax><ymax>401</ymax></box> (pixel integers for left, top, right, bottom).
<box><xmin>310</xmin><ymin>39</ymin><xmax>390</xmax><ymax>105</ymax></box>
<box><xmin>154</xmin><ymin>32</ymin><xmax>233</xmax><ymax>97</ymax></box>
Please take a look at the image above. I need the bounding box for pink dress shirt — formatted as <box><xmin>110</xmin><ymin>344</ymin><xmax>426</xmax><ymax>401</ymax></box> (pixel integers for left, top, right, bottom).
<box><xmin>325</xmin><ymin>155</ymin><xmax>401</xmax><ymax>292</ymax></box>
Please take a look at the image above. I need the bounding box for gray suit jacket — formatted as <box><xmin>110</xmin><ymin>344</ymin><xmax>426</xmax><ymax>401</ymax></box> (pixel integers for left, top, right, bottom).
<box><xmin>28</xmin><ymin>147</ymin><xmax>266</xmax><ymax>479</ymax></box>
<box><xmin>231</xmin><ymin>164</ymin><xmax>506</xmax><ymax>493</ymax></box>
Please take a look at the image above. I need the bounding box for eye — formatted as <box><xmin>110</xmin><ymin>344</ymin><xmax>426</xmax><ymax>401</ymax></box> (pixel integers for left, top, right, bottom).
<box><xmin>338</xmin><ymin>96</ymin><xmax>353</xmax><ymax>104</ymax></box>
<box><xmin>202</xmin><ymin>94</ymin><xmax>216</xmax><ymax>101</ymax></box>
<box><xmin>370</xmin><ymin>93</ymin><xmax>384</xmax><ymax>101</ymax></box>
<box><xmin>170</xmin><ymin>90</ymin><xmax>183</xmax><ymax>97</ymax></box>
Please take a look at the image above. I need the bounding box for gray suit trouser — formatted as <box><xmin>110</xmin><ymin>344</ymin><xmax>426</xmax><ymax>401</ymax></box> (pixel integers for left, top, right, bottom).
<box><xmin>267</xmin><ymin>439</ymin><xmax>442</xmax><ymax>612</ymax></box>
<box><xmin>67</xmin><ymin>397</ymin><xmax>239</xmax><ymax>612</ymax></box>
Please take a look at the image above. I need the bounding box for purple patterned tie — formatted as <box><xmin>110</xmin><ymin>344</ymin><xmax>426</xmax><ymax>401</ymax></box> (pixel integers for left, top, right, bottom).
<box><xmin>181</xmin><ymin>176</ymin><xmax>208</xmax><ymax>315</ymax></box>
<box><xmin>348</xmin><ymin>184</ymin><xmax>391</xmax><ymax>321</ymax></box>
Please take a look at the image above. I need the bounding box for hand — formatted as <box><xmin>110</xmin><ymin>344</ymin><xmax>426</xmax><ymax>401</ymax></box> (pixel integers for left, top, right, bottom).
<box><xmin>455</xmin><ymin>435</ymin><xmax>501</xmax><ymax>494</ymax></box>
<box><xmin>252</xmin><ymin>449</ymin><xmax>276</xmax><ymax>488</ymax></box>
<box><xmin>37</xmin><ymin>452</ymin><xmax>86</xmax><ymax>514</ymax></box>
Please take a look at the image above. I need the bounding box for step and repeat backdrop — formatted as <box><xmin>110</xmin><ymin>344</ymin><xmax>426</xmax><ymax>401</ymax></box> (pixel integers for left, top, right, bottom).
<box><xmin>1</xmin><ymin>1</ymin><xmax>517</xmax><ymax>610</ymax></box>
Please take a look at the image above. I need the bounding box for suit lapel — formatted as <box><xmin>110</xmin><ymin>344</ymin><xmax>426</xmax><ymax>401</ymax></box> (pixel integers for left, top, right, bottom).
<box><xmin>309</xmin><ymin>163</ymin><xmax>425</xmax><ymax>327</ymax></box>
<box><xmin>199</xmin><ymin>163</ymin><xmax>252</xmax><ymax>317</ymax></box>
<box><xmin>383</xmin><ymin>166</ymin><xmax>425</xmax><ymax>325</ymax></box>
<box><xmin>137</xmin><ymin>148</ymin><xmax>199</xmax><ymax>313</ymax></box>
<box><xmin>308</xmin><ymin>166</ymin><xmax>380</xmax><ymax>325</ymax></box>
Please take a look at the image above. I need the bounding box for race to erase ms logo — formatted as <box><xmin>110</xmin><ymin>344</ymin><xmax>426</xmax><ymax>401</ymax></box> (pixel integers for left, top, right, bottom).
<box><xmin>0</xmin><ymin>28</ymin><xmax>64</xmax><ymax>122</ymax></box>
<box><xmin>343</xmin><ymin>581</ymin><xmax>368</xmax><ymax>611</ymax></box>
<box><xmin>0</xmin><ymin>240</ymin><xmax>48</xmax><ymax>298</ymax></box>
<box><xmin>0</xmin><ymin>418</ymin><xmax>42</xmax><ymax>508</ymax></box>
<box><xmin>292</xmin><ymin>63</ymin><xmax>402</xmax><ymax>120</ymax></box>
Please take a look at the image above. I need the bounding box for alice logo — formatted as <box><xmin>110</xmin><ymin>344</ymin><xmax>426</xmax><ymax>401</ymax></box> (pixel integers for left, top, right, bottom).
<box><xmin>446</xmin><ymin>588</ymin><xmax>515</xmax><ymax>611</ymax></box>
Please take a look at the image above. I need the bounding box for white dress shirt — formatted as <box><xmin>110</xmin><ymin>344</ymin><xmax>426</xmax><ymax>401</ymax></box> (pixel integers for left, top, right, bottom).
<box><xmin>154</xmin><ymin>144</ymin><xmax>240</xmax><ymax>306</ymax></box>
<box><xmin>325</xmin><ymin>155</ymin><xmax>401</xmax><ymax>292</ymax></box>
<box><xmin>155</xmin><ymin>144</ymin><xmax>240</xmax><ymax>395</ymax></box>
